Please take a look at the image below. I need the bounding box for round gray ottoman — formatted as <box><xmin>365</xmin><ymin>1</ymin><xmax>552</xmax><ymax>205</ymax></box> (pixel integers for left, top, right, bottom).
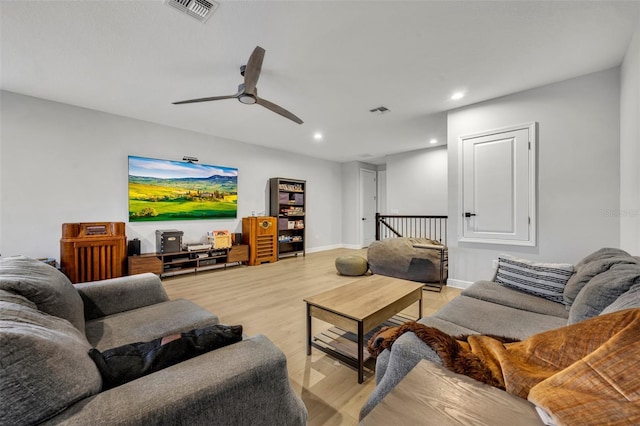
<box><xmin>335</xmin><ymin>255</ymin><xmax>368</xmax><ymax>276</ymax></box>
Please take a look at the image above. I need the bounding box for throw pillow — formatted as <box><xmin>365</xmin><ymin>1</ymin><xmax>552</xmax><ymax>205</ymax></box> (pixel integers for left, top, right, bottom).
<box><xmin>0</xmin><ymin>256</ymin><xmax>85</xmax><ymax>331</ymax></box>
<box><xmin>568</xmin><ymin>262</ymin><xmax>640</xmax><ymax>324</ymax></box>
<box><xmin>495</xmin><ymin>254</ymin><xmax>574</xmax><ymax>304</ymax></box>
<box><xmin>0</xmin><ymin>296</ymin><xmax>102</xmax><ymax>425</ymax></box>
<box><xmin>563</xmin><ymin>247</ymin><xmax>634</xmax><ymax>307</ymax></box>
<box><xmin>0</xmin><ymin>288</ymin><xmax>38</xmax><ymax>309</ymax></box>
<box><xmin>89</xmin><ymin>324</ymin><xmax>243</xmax><ymax>389</ymax></box>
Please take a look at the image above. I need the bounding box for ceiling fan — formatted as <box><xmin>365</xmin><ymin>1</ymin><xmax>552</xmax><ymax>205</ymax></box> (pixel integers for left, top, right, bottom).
<box><xmin>173</xmin><ymin>46</ymin><xmax>303</xmax><ymax>125</ymax></box>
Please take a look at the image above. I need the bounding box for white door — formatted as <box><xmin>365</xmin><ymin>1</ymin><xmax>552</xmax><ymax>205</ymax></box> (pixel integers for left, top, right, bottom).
<box><xmin>460</xmin><ymin>123</ymin><xmax>536</xmax><ymax>246</ymax></box>
<box><xmin>360</xmin><ymin>169</ymin><xmax>377</xmax><ymax>247</ymax></box>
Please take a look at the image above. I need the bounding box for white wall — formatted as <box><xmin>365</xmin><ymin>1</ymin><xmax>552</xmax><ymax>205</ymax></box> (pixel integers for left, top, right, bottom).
<box><xmin>620</xmin><ymin>15</ymin><xmax>640</xmax><ymax>255</ymax></box>
<box><xmin>385</xmin><ymin>146</ymin><xmax>448</xmax><ymax>215</ymax></box>
<box><xmin>0</xmin><ymin>91</ymin><xmax>343</xmax><ymax>260</ymax></box>
<box><xmin>447</xmin><ymin>68</ymin><xmax>621</xmax><ymax>286</ymax></box>
<box><xmin>377</xmin><ymin>167</ymin><xmax>387</xmax><ymax>214</ymax></box>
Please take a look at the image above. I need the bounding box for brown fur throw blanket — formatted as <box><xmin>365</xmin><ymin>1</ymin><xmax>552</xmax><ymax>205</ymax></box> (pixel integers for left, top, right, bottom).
<box><xmin>369</xmin><ymin>308</ymin><xmax>640</xmax><ymax>426</ymax></box>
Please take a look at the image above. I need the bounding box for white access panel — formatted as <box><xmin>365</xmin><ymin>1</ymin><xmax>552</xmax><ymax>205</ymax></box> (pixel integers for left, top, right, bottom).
<box><xmin>459</xmin><ymin>123</ymin><xmax>536</xmax><ymax>246</ymax></box>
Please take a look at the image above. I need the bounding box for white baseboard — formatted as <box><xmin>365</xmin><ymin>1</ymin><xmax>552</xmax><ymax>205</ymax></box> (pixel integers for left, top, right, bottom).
<box><xmin>341</xmin><ymin>244</ymin><xmax>365</xmax><ymax>250</ymax></box>
<box><xmin>305</xmin><ymin>244</ymin><xmax>346</xmax><ymax>254</ymax></box>
<box><xmin>447</xmin><ymin>278</ymin><xmax>473</xmax><ymax>290</ymax></box>
<box><xmin>306</xmin><ymin>244</ymin><xmax>365</xmax><ymax>253</ymax></box>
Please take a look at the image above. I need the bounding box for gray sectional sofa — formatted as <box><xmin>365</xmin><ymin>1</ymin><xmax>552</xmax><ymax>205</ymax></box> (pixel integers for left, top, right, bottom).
<box><xmin>360</xmin><ymin>247</ymin><xmax>640</xmax><ymax>421</ymax></box>
<box><xmin>0</xmin><ymin>256</ymin><xmax>307</xmax><ymax>426</ymax></box>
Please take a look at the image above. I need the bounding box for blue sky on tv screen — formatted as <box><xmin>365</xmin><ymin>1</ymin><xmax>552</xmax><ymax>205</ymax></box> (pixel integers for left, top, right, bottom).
<box><xmin>128</xmin><ymin>156</ymin><xmax>237</xmax><ymax>179</ymax></box>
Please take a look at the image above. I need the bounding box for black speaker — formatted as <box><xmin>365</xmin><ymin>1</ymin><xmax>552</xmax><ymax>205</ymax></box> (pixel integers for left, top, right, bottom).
<box><xmin>128</xmin><ymin>238</ymin><xmax>141</xmax><ymax>256</ymax></box>
<box><xmin>233</xmin><ymin>233</ymin><xmax>243</xmax><ymax>244</ymax></box>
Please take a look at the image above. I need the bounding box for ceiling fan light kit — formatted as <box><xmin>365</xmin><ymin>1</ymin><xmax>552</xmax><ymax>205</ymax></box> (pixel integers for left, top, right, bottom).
<box><xmin>173</xmin><ymin>46</ymin><xmax>303</xmax><ymax>124</ymax></box>
<box><xmin>237</xmin><ymin>85</ymin><xmax>257</xmax><ymax>105</ymax></box>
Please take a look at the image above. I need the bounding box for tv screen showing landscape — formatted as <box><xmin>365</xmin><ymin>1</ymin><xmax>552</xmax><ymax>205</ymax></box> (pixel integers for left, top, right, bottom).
<box><xmin>128</xmin><ymin>155</ymin><xmax>238</xmax><ymax>222</ymax></box>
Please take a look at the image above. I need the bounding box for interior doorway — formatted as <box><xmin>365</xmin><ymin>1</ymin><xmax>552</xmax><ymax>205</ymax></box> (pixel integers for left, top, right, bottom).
<box><xmin>360</xmin><ymin>169</ymin><xmax>377</xmax><ymax>247</ymax></box>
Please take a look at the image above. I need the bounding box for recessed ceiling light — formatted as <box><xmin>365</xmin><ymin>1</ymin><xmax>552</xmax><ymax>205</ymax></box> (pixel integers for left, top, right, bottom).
<box><xmin>313</xmin><ymin>132</ymin><xmax>323</xmax><ymax>141</ymax></box>
<box><xmin>429</xmin><ymin>139</ymin><xmax>438</xmax><ymax>144</ymax></box>
<box><xmin>451</xmin><ymin>92</ymin><xmax>465</xmax><ymax>100</ymax></box>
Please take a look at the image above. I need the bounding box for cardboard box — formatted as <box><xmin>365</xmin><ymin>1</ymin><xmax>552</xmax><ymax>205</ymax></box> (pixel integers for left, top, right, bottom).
<box><xmin>207</xmin><ymin>230</ymin><xmax>232</xmax><ymax>249</ymax></box>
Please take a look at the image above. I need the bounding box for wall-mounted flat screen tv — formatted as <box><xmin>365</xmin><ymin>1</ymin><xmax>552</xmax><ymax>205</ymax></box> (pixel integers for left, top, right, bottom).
<box><xmin>128</xmin><ymin>155</ymin><xmax>238</xmax><ymax>222</ymax></box>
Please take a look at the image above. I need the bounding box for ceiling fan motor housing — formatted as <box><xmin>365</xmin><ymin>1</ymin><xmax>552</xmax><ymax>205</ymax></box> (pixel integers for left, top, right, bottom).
<box><xmin>237</xmin><ymin>84</ymin><xmax>257</xmax><ymax>104</ymax></box>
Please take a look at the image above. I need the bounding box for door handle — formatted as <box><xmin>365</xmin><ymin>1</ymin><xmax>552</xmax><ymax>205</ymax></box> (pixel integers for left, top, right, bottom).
<box><xmin>464</xmin><ymin>212</ymin><xmax>477</xmax><ymax>218</ymax></box>
<box><xmin>362</xmin><ymin>218</ymin><xmax>367</xmax><ymax>221</ymax></box>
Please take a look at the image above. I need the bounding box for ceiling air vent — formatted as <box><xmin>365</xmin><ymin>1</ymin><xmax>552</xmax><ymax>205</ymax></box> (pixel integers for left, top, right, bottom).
<box><xmin>165</xmin><ymin>0</ymin><xmax>219</xmax><ymax>23</ymax></box>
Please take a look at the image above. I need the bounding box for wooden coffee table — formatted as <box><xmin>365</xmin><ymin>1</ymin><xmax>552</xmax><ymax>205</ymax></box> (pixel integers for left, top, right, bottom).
<box><xmin>304</xmin><ymin>275</ymin><xmax>423</xmax><ymax>383</ymax></box>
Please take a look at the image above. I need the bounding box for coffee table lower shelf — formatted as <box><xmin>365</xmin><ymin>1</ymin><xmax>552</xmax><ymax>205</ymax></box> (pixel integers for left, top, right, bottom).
<box><xmin>310</xmin><ymin>314</ymin><xmax>413</xmax><ymax>380</ymax></box>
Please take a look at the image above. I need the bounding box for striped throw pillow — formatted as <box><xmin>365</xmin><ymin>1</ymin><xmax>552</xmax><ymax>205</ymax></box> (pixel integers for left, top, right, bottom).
<box><xmin>495</xmin><ymin>254</ymin><xmax>574</xmax><ymax>304</ymax></box>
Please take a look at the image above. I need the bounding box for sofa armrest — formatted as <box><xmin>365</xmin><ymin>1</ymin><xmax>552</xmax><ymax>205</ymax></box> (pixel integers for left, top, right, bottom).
<box><xmin>42</xmin><ymin>335</ymin><xmax>308</xmax><ymax>426</ymax></box>
<box><xmin>76</xmin><ymin>273</ymin><xmax>170</xmax><ymax>320</ymax></box>
<box><xmin>361</xmin><ymin>360</ymin><xmax>543</xmax><ymax>425</ymax></box>
<box><xmin>360</xmin><ymin>331</ymin><xmax>443</xmax><ymax>420</ymax></box>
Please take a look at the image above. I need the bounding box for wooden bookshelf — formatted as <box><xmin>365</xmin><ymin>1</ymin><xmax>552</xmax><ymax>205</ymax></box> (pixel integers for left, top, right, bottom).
<box><xmin>270</xmin><ymin>177</ymin><xmax>306</xmax><ymax>259</ymax></box>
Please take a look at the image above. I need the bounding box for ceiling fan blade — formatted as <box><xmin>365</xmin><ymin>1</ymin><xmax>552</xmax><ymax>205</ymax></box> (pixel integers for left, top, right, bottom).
<box><xmin>173</xmin><ymin>94</ymin><xmax>237</xmax><ymax>105</ymax></box>
<box><xmin>256</xmin><ymin>97</ymin><xmax>303</xmax><ymax>124</ymax></box>
<box><xmin>243</xmin><ymin>46</ymin><xmax>265</xmax><ymax>94</ymax></box>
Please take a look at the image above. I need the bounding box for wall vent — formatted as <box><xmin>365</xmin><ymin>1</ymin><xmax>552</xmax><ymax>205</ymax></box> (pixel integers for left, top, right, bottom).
<box><xmin>165</xmin><ymin>0</ymin><xmax>219</xmax><ymax>23</ymax></box>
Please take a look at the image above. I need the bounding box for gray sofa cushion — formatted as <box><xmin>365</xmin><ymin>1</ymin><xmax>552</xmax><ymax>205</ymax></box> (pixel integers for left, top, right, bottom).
<box><xmin>463</xmin><ymin>280</ymin><xmax>569</xmax><ymax>319</ymax></box>
<box><xmin>0</xmin><ymin>256</ymin><xmax>85</xmax><ymax>331</ymax></box>
<box><xmin>433</xmin><ymin>296</ymin><xmax>568</xmax><ymax>340</ymax></box>
<box><xmin>568</xmin><ymin>262</ymin><xmax>640</xmax><ymax>324</ymax></box>
<box><xmin>86</xmin><ymin>298</ymin><xmax>219</xmax><ymax>350</ymax></box>
<box><xmin>599</xmin><ymin>283</ymin><xmax>640</xmax><ymax>315</ymax></box>
<box><xmin>0</xmin><ymin>294</ymin><xmax>101</xmax><ymax>425</ymax></box>
<box><xmin>416</xmin><ymin>315</ymin><xmax>478</xmax><ymax>336</ymax></box>
<box><xmin>563</xmin><ymin>247</ymin><xmax>636</xmax><ymax>306</ymax></box>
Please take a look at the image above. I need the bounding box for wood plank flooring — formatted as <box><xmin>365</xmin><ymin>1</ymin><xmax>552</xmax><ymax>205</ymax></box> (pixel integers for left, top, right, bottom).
<box><xmin>162</xmin><ymin>248</ymin><xmax>461</xmax><ymax>426</ymax></box>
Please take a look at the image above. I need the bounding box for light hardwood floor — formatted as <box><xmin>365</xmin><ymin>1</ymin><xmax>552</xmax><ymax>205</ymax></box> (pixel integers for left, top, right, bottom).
<box><xmin>162</xmin><ymin>248</ymin><xmax>461</xmax><ymax>426</ymax></box>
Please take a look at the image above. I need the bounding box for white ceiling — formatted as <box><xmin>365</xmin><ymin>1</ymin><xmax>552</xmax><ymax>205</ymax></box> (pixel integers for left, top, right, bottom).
<box><xmin>2</xmin><ymin>1</ymin><xmax>639</xmax><ymax>164</ymax></box>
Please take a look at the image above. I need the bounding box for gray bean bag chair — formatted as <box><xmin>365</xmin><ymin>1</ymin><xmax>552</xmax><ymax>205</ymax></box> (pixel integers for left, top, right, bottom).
<box><xmin>367</xmin><ymin>238</ymin><xmax>447</xmax><ymax>284</ymax></box>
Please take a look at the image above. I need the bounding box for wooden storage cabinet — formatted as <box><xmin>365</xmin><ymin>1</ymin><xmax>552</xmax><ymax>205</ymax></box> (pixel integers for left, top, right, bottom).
<box><xmin>270</xmin><ymin>178</ymin><xmax>306</xmax><ymax>258</ymax></box>
<box><xmin>128</xmin><ymin>244</ymin><xmax>249</xmax><ymax>277</ymax></box>
<box><xmin>128</xmin><ymin>254</ymin><xmax>163</xmax><ymax>275</ymax></box>
<box><xmin>242</xmin><ymin>216</ymin><xmax>278</xmax><ymax>265</ymax></box>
